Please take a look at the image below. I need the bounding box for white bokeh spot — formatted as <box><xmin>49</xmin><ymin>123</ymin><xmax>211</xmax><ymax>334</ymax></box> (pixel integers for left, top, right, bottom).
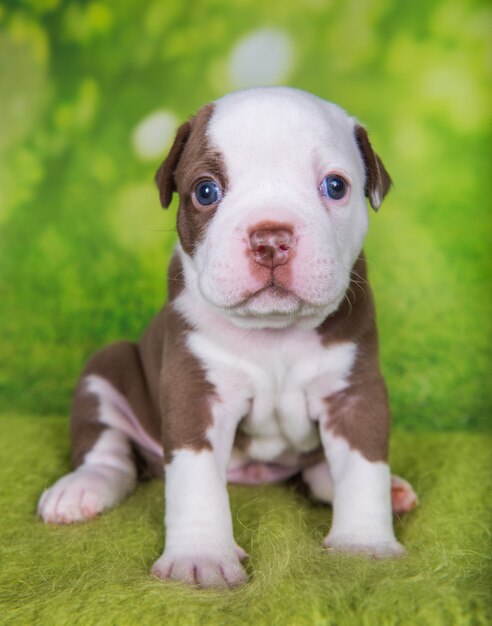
<box><xmin>228</xmin><ymin>29</ymin><xmax>295</xmax><ymax>89</ymax></box>
<box><xmin>131</xmin><ymin>110</ymin><xmax>177</xmax><ymax>161</ymax></box>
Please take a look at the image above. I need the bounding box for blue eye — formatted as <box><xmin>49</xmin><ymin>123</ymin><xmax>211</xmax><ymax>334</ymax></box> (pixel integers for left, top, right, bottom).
<box><xmin>320</xmin><ymin>175</ymin><xmax>348</xmax><ymax>200</ymax></box>
<box><xmin>194</xmin><ymin>180</ymin><xmax>222</xmax><ymax>206</ymax></box>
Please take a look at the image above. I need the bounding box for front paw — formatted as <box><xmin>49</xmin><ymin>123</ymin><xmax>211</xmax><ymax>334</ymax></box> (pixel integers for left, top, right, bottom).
<box><xmin>323</xmin><ymin>534</ymin><xmax>405</xmax><ymax>559</ymax></box>
<box><xmin>152</xmin><ymin>548</ymin><xmax>248</xmax><ymax>588</ymax></box>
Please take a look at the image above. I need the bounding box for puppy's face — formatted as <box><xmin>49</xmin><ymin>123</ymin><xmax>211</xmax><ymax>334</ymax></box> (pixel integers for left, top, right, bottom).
<box><xmin>156</xmin><ymin>88</ymin><xmax>391</xmax><ymax>329</ymax></box>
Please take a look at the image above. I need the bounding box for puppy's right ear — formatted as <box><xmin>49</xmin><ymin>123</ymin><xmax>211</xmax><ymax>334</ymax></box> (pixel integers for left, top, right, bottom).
<box><xmin>155</xmin><ymin>120</ymin><xmax>192</xmax><ymax>208</ymax></box>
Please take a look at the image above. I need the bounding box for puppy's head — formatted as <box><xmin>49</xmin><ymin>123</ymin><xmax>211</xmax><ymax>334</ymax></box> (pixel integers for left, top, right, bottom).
<box><xmin>156</xmin><ymin>87</ymin><xmax>391</xmax><ymax>329</ymax></box>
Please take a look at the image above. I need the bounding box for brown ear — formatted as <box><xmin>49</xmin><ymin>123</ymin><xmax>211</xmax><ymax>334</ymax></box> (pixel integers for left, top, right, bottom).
<box><xmin>155</xmin><ymin>120</ymin><xmax>192</xmax><ymax>208</ymax></box>
<box><xmin>354</xmin><ymin>125</ymin><xmax>392</xmax><ymax>211</ymax></box>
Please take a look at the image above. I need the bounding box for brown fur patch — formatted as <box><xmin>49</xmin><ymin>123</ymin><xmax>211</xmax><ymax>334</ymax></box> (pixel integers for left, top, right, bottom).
<box><xmin>155</xmin><ymin>103</ymin><xmax>229</xmax><ymax>256</ymax></box>
<box><xmin>155</xmin><ymin>121</ymin><xmax>192</xmax><ymax>208</ymax></box>
<box><xmin>354</xmin><ymin>125</ymin><xmax>392</xmax><ymax>211</ymax></box>
<box><xmin>136</xmin><ymin>251</ymin><xmax>217</xmax><ymax>464</ymax></box>
<box><xmin>70</xmin><ymin>252</ymin><xmax>217</xmax><ymax>472</ymax></box>
<box><xmin>158</xmin><ymin>282</ymin><xmax>217</xmax><ymax>464</ymax></box>
<box><xmin>70</xmin><ymin>380</ymin><xmax>106</xmax><ymax>470</ymax></box>
<box><xmin>317</xmin><ymin>254</ymin><xmax>391</xmax><ymax>462</ymax></box>
<box><xmin>71</xmin><ymin>340</ymin><xmax>163</xmax><ymax>478</ymax></box>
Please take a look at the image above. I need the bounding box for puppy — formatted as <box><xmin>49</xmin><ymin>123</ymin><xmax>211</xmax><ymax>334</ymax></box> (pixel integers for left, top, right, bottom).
<box><xmin>38</xmin><ymin>87</ymin><xmax>418</xmax><ymax>588</ymax></box>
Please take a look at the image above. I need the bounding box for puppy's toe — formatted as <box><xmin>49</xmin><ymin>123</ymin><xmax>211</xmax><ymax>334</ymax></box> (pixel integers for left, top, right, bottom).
<box><xmin>38</xmin><ymin>473</ymin><xmax>89</xmax><ymax>524</ymax></box>
<box><xmin>152</xmin><ymin>551</ymin><xmax>248</xmax><ymax>589</ymax></box>
<box><xmin>195</xmin><ymin>562</ymin><xmax>230</xmax><ymax>588</ymax></box>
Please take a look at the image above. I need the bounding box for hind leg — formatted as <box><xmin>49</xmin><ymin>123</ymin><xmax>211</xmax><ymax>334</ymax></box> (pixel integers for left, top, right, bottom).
<box><xmin>38</xmin><ymin>341</ymin><xmax>160</xmax><ymax>524</ymax></box>
<box><xmin>302</xmin><ymin>460</ymin><xmax>335</xmax><ymax>503</ymax></box>
<box><xmin>37</xmin><ymin>434</ymin><xmax>137</xmax><ymax>524</ymax></box>
<box><xmin>302</xmin><ymin>461</ymin><xmax>419</xmax><ymax>514</ymax></box>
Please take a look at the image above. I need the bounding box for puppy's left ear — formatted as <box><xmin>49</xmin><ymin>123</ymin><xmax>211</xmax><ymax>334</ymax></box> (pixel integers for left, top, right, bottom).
<box><xmin>155</xmin><ymin>120</ymin><xmax>192</xmax><ymax>208</ymax></box>
<box><xmin>354</xmin><ymin>125</ymin><xmax>392</xmax><ymax>211</ymax></box>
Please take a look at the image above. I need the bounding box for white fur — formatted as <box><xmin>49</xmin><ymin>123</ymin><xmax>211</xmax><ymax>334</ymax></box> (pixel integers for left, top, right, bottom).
<box><xmin>153</xmin><ymin>448</ymin><xmax>247</xmax><ymax>586</ymax></box>
<box><xmin>84</xmin><ymin>428</ymin><xmax>136</xmax><ymax>475</ymax></box>
<box><xmin>302</xmin><ymin>460</ymin><xmax>334</xmax><ymax>503</ymax></box>
<box><xmin>175</xmin><ymin>281</ymin><xmax>357</xmax><ymax>467</ymax></box>
<box><xmin>319</xmin><ymin>430</ymin><xmax>403</xmax><ymax>557</ymax></box>
<box><xmin>168</xmin><ymin>268</ymin><xmax>403</xmax><ymax>561</ymax></box>
<box><xmin>188</xmin><ymin>87</ymin><xmax>368</xmax><ymax>330</ymax></box>
<box><xmin>153</xmin><ymin>386</ymin><xmax>248</xmax><ymax>586</ymax></box>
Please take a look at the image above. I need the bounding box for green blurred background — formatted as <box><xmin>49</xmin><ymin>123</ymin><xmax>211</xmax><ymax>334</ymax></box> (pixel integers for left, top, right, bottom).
<box><xmin>0</xmin><ymin>0</ymin><xmax>490</xmax><ymax>433</ymax></box>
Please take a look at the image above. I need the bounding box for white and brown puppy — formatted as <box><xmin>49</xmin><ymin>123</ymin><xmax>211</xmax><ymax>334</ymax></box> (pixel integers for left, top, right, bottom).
<box><xmin>38</xmin><ymin>87</ymin><xmax>418</xmax><ymax>588</ymax></box>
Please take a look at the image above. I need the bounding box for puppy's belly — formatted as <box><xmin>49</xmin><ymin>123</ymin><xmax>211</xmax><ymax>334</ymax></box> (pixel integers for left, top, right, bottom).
<box><xmin>227</xmin><ymin>432</ymin><xmax>324</xmax><ymax>485</ymax></box>
<box><xmin>226</xmin><ymin>461</ymin><xmax>301</xmax><ymax>485</ymax></box>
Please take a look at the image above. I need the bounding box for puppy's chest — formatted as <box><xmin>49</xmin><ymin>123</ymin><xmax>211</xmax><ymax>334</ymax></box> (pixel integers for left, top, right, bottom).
<box><xmin>186</xmin><ymin>328</ymin><xmax>357</xmax><ymax>461</ymax></box>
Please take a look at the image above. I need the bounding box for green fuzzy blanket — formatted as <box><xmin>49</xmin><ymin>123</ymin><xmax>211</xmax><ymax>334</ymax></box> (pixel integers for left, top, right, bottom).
<box><xmin>1</xmin><ymin>416</ymin><xmax>490</xmax><ymax>626</ymax></box>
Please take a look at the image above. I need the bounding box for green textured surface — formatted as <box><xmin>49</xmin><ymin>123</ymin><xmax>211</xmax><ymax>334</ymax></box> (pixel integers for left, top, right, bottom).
<box><xmin>0</xmin><ymin>418</ymin><xmax>491</xmax><ymax>626</ymax></box>
<box><xmin>0</xmin><ymin>0</ymin><xmax>490</xmax><ymax>430</ymax></box>
<box><xmin>1</xmin><ymin>0</ymin><xmax>491</xmax><ymax>623</ymax></box>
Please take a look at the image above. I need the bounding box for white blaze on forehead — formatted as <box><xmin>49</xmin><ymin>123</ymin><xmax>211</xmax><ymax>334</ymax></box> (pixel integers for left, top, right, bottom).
<box><xmin>208</xmin><ymin>87</ymin><xmax>362</xmax><ymax>189</ymax></box>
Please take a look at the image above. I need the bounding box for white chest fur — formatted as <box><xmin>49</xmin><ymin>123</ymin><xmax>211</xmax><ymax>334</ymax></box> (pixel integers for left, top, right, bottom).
<box><xmin>178</xmin><ymin>291</ymin><xmax>357</xmax><ymax>464</ymax></box>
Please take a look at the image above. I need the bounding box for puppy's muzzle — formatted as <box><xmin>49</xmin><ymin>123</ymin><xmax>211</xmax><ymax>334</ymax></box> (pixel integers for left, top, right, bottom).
<box><xmin>249</xmin><ymin>225</ymin><xmax>295</xmax><ymax>269</ymax></box>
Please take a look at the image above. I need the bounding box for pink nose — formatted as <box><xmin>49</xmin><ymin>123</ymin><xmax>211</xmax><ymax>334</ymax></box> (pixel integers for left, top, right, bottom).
<box><xmin>249</xmin><ymin>226</ymin><xmax>295</xmax><ymax>269</ymax></box>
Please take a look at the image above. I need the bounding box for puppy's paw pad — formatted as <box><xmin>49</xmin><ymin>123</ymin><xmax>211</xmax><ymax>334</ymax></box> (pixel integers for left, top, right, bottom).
<box><xmin>152</xmin><ymin>552</ymin><xmax>248</xmax><ymax>588</ymax></box>
<box><xmin>323</xmin><ymin>536</ymin><xmax>405</xmax><ymax>559</ymax></box>
<box><xmin>37</xmin><ymin>466</ymin><xmax>134</xmax><ymax>524</ymax></box>
<box><xmin>391</xmin><ymin>475</ymin><xmax>419</xmax><ymax>514</ymax></box>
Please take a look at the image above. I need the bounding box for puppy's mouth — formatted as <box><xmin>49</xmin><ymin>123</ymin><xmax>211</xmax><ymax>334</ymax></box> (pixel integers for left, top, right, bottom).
<box><xmin>226</xmin><ymin>279</ymin><xmax>303</xmax><ymax>317</ymax></box>
<box><xmin>250</xmin><ymin>281</ymin><xmax>295</xmax><ymax>300</ymax></box>
<box><xmin>198</xmin><ymin>272</ymin><xmax>347</xmax><ymax>329</ymax></box>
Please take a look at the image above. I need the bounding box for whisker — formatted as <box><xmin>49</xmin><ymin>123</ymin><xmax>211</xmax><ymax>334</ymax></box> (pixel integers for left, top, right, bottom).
<box><xmin>350</xmin><ymin>269</ymin><xmax>369</xmax><ymax>285</ymax></box>
<box><xmin>167</xmin><ymin>269</ymin><xmax>185</xmax><ymax>284</ymax></box>
<box><xmin>350</xmin><ymin>281</ymin><xmax>367</xmax><ymax>298</ymax></box>
<box><xmin>357</xmin><ymin>254</ymin><xmax>371</xmax><ymax>266</ymax></box>
<box><xmin>349</xmin><ymin>268</ymin><xmax>369</xmax><ymax>300</ymax></box>
<box><xmin>343</xmin><ymin>292</ymin><xmax>353</xmax><ymax>316</ymax></box>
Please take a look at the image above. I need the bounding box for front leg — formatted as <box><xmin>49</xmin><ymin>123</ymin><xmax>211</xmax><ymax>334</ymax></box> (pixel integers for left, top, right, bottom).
<box><xmin>152</xmin><ymin>447</ymin><xmax>248</xmax><ymax>587</ymax></box>
<box><xmin>319</xmin><ymin>378</ymin><xmax>404</xmax><ymax>558</ymax></box>
<box><xmin>152</xmin><ymin>318</ymin><xmax>250</xmax><ymax>588</ymax></box>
